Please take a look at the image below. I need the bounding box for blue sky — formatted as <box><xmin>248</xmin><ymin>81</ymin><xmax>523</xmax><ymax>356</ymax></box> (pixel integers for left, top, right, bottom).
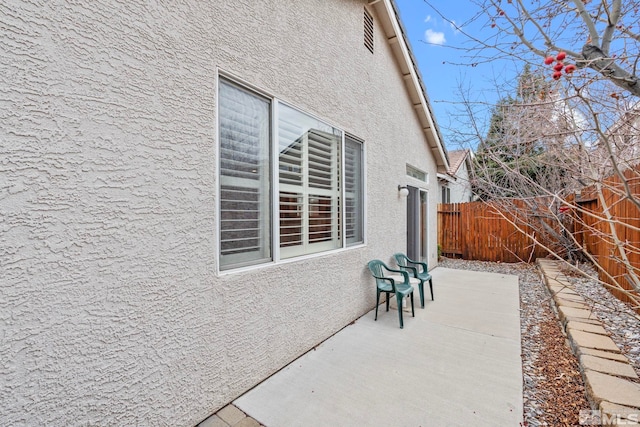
<box><xmin>394</xmin><ymin>0</ymin><xmax>521</xmax><ymax>149</ymax></box>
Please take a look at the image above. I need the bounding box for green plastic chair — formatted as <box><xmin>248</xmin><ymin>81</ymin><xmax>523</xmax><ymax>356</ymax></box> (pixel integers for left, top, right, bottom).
<box><xmin>367</xmin><ymin>259</ymin><xmax>415</xmax><ymax>329</ymax></box>
<box><xmin>393</xmin><ymin>253</ymin><xmax>434</xmax><ymax>308</ymax></box>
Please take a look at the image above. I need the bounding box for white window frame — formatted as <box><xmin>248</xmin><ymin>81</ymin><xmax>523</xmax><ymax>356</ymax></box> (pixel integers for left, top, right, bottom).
<box><xmin>406</xmin><ymin>164</ymin><xmax>428</xmax><ymax>183</ymax></box>
<box><xmin>217</xmin><ymin>74</ymin><xmax>366</xmax><ymax>273</ymax></box>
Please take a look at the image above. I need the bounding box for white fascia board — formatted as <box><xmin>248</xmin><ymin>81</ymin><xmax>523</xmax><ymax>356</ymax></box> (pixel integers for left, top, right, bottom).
<box><xmin>381</xmin><ymin>0</ymin><xmax>450</xmax><ymax>171</ymax></box>
<box><xmin>437</xmin><ymin>172</ymin><xmax>455</xmax><ymax>183</ymax></box>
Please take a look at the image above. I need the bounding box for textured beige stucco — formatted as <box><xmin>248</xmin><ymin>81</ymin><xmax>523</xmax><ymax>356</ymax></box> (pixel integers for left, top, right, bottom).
<box><xmin>1</xmin><ymin>1</ymin><xmax>441</xmax><ymax>425</ymax></box>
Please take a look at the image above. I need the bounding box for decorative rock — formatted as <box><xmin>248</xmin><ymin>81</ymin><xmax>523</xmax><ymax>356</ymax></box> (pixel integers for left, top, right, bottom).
<box><xmin>581</xmin><ymin>355</ymin><xmax>638</xmax><ymax>379</ymax></box>
<box><xmin>584</xmin><ymin>369</ymin><xmax>640</xmax><ymax>407</ymax></box>
<box><xmin>568</xmin><ymin>329</ymin><xmax>622</xmax><ymax>353</ymax></box>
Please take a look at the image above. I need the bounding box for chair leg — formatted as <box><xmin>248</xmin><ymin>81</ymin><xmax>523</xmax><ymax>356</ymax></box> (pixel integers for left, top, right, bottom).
<box><xmin>418</xmin><ymin>282</ymin><xmax>425</xmax><ymax>308</ymax></box>
<box><xmin>375</xmin><ymin>290</ymin><xmax>380</xmax><ymax>321</ymax></box>
<box><xmin>396</xmin><ymin>294</ymin><xmax>404</xmax><ymax>328</ymax></box>
<box><xmin>429</xmin><ymin>278</ymin><xmax>434</xmax><ymax>300</ymax></box>
<box><xmin>410</xmin><ymin>292</ymin><xmax>415</xmax><ymax>317</ymax></box>
<box><xmin>385</xmin><ymin>293</ymin><xmax>390</xmax><ymax>312</ymax></box>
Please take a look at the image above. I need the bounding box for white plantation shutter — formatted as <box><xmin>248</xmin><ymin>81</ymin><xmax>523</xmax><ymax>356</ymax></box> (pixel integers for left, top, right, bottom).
<box><xmin>218</xmin><ymin>80</ymin><xmax>271</xmax><ymax>270</ymax></box>
<box><xmin>308</xmin><ymin>130</ymin><xmax>339</xmax><ymax>245</ymax></box>
<box><xmin>278</xmin><ymin>104</ymin><xmax>341</xmax><ymax>258</ymax></box>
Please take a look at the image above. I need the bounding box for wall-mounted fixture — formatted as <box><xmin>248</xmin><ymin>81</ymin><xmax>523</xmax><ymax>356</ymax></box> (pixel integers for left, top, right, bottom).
<box><xmin>398</xmin><ymin>185</ymin><xmax>409</xmax><ymax>197</ymax></box>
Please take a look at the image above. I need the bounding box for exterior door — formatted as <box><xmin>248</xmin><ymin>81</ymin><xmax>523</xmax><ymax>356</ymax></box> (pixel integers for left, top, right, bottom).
<box><xmin>407</xmin><ymin>186</ymin><xmax>428</xmax><ymax>262</ymax></box>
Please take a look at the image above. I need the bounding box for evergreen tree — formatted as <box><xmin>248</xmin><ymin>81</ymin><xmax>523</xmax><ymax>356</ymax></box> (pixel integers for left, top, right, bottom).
<box><xmin>472</xmin><ymin>65</ymin><xmax>570</xmax><ymax>200</ymax></box>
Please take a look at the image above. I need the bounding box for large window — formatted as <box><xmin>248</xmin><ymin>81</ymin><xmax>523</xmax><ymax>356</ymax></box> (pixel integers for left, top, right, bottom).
<box><xmin>218</xmin><ymin>77</ymin><xmax>365</xmax><ymax>271</ymax></box>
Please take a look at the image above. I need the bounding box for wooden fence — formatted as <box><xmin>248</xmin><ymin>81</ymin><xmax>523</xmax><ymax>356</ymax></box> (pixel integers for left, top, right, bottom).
<box><xmin>437</xmin><ymin>200</ymin><xmax>551</xmax><ymax>263</ymax></box>
<box><xmin>438</xmin><ymin>169</ymin><xmax>640</xmax><ymax>309</ymax></box>
<box><xmin>571</xmin><ymin>168</ymin><xmax>640</xmax><ymax>308</ymax></box>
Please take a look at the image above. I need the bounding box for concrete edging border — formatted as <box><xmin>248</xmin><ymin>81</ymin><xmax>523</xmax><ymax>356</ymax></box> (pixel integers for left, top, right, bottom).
<box><xmin>536</xmin><ymin>259</ymin><xmax>640</xmax><ymax>425</ymax></box>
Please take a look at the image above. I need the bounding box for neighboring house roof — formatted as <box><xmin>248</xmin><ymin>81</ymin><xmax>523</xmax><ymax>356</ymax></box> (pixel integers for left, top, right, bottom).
<box><xmin>447</xmin><ymin>149</ymin><xmax>471</xmax><ymax>175</ymax></box>
<box><xmin>437</xmin><ymin>149</ymin><xmax>473</xmax><ymax>184</ymax></box>
<box><xmin>369</xmin><ymin>0</ymin><xmax>450</xmax><ymax>172</ymax></box>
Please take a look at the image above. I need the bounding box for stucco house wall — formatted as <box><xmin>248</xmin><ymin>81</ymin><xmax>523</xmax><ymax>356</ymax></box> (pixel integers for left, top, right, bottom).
<box><xmin>1</xmin><ymin>1</ymin><xmax>446</xmax><ymax>425</ymax></box>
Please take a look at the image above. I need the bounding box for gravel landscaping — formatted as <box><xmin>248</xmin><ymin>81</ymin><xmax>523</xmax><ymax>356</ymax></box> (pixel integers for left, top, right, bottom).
<box><xmin>439</xmin><ymin>257</ymin><xmax>640</xmax><ymax>427</ymax></box>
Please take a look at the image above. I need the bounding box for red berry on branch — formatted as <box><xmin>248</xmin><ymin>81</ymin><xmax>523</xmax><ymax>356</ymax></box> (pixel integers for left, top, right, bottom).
<box><xmin>553</xmin><ymin>62</ymin><xmax>564</xmax><ymax>71</ymax></box>
<box><xmin>544</xmin><ymin>56</ymin><xmax>555</xmax><ymax>65</ymax></box>
<box><xmin>564</xmin><ymin>64</ymin><xmax>576</xmax><ymax>73</ymax></box>
<box><xmin>552</xmin><ymin>71</ymin><xmax>562</xmax><ymax>80</ymax></box>
<box><xmin>556</xmin><ymin>51</ymin><xmax>566</xmax><ymax>61</ymax></box>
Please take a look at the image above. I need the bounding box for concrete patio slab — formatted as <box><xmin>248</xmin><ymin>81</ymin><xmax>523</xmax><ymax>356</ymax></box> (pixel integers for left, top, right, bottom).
<box><xmin>234</xmin><ymin>268</ymin><xmax>523</xmax><ymax>427</ymax></box>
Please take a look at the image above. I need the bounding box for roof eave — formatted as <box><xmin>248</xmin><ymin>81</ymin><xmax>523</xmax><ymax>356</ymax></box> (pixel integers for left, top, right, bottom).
<box><xmin>369</xmin><ymin>0</ymin><xmax>450</xmax><ymax>172</ymax></box>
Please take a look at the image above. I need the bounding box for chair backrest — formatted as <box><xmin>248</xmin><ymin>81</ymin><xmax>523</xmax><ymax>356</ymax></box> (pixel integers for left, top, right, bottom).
<box><xmin>367</xmin><ymin>259</ymin><xmax>385</xmax><ymax>279</ymax></box>
<box><xmin>393</xmin><ymin>253</ymin><xmax>409</xmax><ymax>268</ymax></box>
<box><xmin>368</xmin><ymin>259</ymin><xmax>393</xmax><ymax>290</ymax></box>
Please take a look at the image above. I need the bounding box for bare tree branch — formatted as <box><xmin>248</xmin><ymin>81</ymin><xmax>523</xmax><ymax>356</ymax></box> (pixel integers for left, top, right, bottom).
<box><xmin>601</xmin><ymin>0</ymin><xmax>622</xmax><ymax>54</ymax></box>
<box><xmin>571</xmin><ymin>0</ymin><xmax>600</xmax><ymax>46</ymax></box>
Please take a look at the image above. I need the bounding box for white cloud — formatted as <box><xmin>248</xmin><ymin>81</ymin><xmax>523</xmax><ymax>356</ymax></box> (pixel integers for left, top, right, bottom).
<box><xmin>424</xmin><ymin>15</ymin><xmax>432</xmax><ymax>23</ymax></box>
<box><xmin>425</xmin><ymin>29</ymin><xmax>446</xmax><ymax>45</ymax></box>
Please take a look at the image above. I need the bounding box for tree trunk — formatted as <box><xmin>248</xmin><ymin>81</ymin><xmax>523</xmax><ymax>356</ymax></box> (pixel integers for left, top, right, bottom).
<box><xmin>581</xmin><ymin>44</ymin><xmax>640</xmax><ymax>97</ymax></box>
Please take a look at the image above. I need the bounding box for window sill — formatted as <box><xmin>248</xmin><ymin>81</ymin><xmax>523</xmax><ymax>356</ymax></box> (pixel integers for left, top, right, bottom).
<box><xmin>216</xmin><ymin>243</ymin><xmax>367</xmax><ymax>277</ymax></box>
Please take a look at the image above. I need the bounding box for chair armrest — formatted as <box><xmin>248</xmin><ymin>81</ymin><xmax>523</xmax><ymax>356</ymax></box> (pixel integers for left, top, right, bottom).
<box><xmin>406</xmin><ymin>257</ymin><xmax>428</xmax><ymax>274</ymax></box>
<box><xmin>382</xmin><ymin>266</ymin><xmax>410</xmax><ymax>283</ymax></box>
<box><xmin>398</xmin><ymin>265</ymin><xmax>419</xmax><ymax>278</ymax></box>
<box><xmin>371</xmin><ymin>275</ymin><xmax>398</xmax><ymax>292</ymax></box>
